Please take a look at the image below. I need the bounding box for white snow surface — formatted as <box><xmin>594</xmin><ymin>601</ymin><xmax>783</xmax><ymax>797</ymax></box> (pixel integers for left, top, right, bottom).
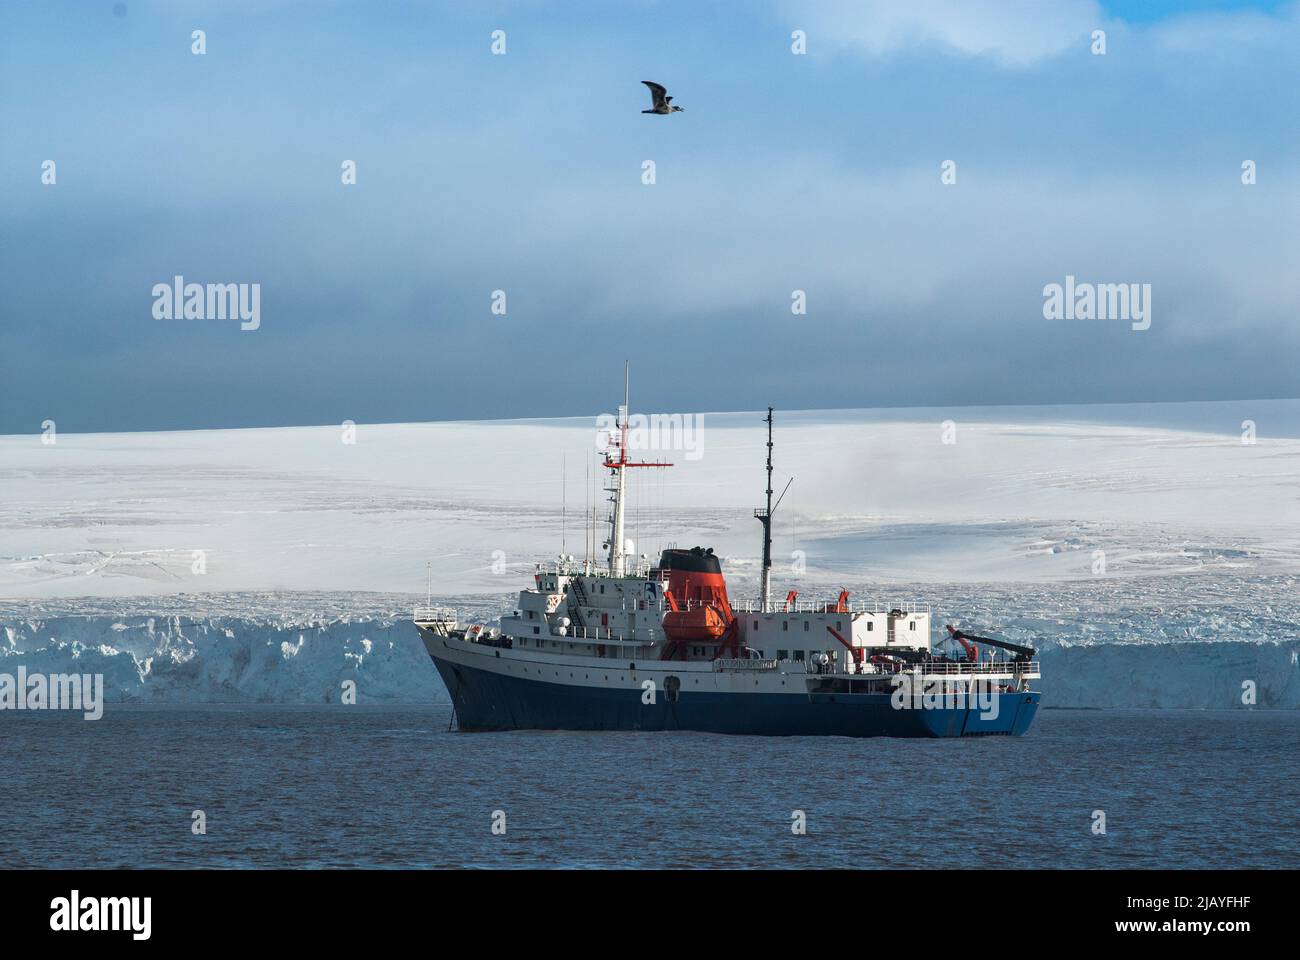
<box><xmin>2</xmin><ymin>399</ymin><xmax>1299</xmax><ymax>707</ymax></box>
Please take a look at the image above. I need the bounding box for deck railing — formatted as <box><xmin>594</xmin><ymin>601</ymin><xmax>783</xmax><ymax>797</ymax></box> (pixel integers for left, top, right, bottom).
<box><xmin>413</xmin><ymin>606</ymin><xmax>457</xmax><ymax>623</ymax></box>
<box><xmin>729</xmin><ymin>599</ymin><xmax>931</xmax><ymax>615</ymax></box>
<box><xmin>558</xmin><ymin>625</ymin><xmax>652</xmax><ymax>644</ymax></box>
<box><xmin>913</xmin><ymin>660</ymin><xmax>1040</xmax><ymax>676</ymax></box>
<box><xmin>533</xmin><ymin>559</ymin><xmax>660</xmax><ymax>579</ymax></box>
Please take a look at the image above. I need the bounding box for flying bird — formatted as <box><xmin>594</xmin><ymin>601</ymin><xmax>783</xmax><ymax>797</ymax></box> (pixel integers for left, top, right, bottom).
<box><xmin>641</xmin><ymin>80</ymin><xmax>684</xmax><ymax>115</ymax></box>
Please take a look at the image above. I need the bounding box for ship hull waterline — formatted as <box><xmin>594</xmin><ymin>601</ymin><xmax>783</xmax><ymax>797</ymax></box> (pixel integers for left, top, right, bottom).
<box><xmin>429</xmin><ymin>652</ymin><xmax>1040</xmax><ymax>739</ymax></box>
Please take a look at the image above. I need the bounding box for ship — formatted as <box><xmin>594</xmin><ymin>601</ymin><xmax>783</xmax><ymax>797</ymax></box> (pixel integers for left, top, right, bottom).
<box><xmin>415</xmin><ymin>369</ymin><xmax>1042</xmax><ymax>737</ymax></box>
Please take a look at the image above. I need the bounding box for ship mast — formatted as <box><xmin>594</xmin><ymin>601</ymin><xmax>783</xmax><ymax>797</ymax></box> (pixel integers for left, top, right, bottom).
<box><xmin>610</xmin><ymin>365</ymin><xmax>630</xmax><ymax>576</ymax></box>
<box><xmin>754</xmin><ymin>407</ymin><xmax>791</xmax><ymax>612</ymax></box>
<box><xmin>756</xmin><ymin>408</ymin><xmax>774</xmax><ymax>611</ymax></box>
<box><xmin>603</xmin><ymin>362</ymin><xmax>671</xmax><ymax>577</ymax></box>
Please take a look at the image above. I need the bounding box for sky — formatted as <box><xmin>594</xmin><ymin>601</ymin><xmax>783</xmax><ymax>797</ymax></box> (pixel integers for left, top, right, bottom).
<box><xmin>1</xmin><ymin>0</ymin><xmax>1298</xmax><ymax>433</ymax></box>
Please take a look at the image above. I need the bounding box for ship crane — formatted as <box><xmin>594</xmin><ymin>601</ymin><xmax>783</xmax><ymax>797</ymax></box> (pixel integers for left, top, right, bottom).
<box><xmin>946</xmin><ymin>625</ymin><xmax>1037</xmax><ymax>663</ymax></box>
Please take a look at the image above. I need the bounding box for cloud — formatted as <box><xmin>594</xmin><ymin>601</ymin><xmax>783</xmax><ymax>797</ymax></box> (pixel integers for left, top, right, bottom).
<box><xmin>1151</xmin><ymin>0</ymin><xmax>1300</xmax><ymax>53</ymax></box>
<box><xmin>3</xmin><ymin>0</ymin><xmax>1298</xmax><ymax>432</ymax></box>
<box><xmin>787</xmin><ymin>0</ymin><xmax>1103</xmax><ymax>68</ymax></box>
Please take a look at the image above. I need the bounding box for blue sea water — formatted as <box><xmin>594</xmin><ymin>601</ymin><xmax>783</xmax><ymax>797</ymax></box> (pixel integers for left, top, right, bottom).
<box><xmin>2</xmin><ymin>706</ymin><xmax>1296</xmax><ymax>869</ymax></box>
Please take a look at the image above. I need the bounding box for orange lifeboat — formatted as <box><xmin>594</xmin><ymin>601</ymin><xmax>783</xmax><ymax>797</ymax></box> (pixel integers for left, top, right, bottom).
<box><xmin>662</xmin><ymin>605</ymin><xmax>728</xmax><ymax>642</ymax></box>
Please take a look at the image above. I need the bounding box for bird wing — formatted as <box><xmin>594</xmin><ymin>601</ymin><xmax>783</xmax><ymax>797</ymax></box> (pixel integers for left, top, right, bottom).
<box><xmin>642</xmin><ymin>80</ymin><xmax>668</xmax><ymax>108</ymax></box>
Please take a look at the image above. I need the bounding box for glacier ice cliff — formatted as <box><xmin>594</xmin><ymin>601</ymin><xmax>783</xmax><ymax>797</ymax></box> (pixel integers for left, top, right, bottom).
<box><xmin>2</xmin><ymin>614</ymin><xmax>1298</xmax><ymax>709</ymax></box>
<box><xmin>1</xmin><ymin>614</ymin><xmax>446</xmax><ymax>704</ymax></box>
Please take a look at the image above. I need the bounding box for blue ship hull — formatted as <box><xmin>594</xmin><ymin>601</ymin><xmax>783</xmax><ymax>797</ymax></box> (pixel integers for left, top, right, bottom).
<box><xmin>432</xmin><ymin>656</ymin><xmax>1041</xmax><ymax>738</ymax></box>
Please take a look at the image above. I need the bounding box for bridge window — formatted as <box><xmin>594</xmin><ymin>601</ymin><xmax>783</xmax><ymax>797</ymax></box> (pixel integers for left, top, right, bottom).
<box><xmin>533</xmin><ymin>627</ymin><xmax>540</xmax><ymax>635</ymax></box>
<box><xmin>777</xmin><ymin>650</ymin><xmax>788</xmax><ymax>660</ymax></box>
<box><xmin>794</xmin><ymin>650</ymin><xmax>805</xmax><ymax>661</ymax></box>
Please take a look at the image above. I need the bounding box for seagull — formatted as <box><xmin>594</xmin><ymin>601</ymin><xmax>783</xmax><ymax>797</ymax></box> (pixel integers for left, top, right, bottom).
<box><xmin>641</xmin><ymin>80</ymin><xmax>684</xmax><ymax>115</ymax></box>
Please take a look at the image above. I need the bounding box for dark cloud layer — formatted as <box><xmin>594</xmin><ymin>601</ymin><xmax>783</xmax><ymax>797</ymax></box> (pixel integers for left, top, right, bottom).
<box><xmin>2</xmin><ymin>1</ymin><xmax>1297</xmax><ymax>432</ymax></box>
